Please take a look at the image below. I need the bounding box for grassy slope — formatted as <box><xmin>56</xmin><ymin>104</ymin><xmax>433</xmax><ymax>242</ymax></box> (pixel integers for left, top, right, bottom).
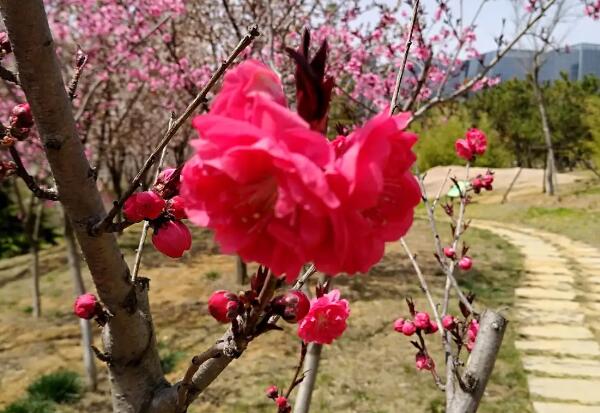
<box><xmin>467</xmin><ymin>179</ymin><xmax>600</xmax><ymax>245</ymax></box>
<box><xmin>0</xmin><ymin>219</ymin><xmax>529</xmax><ymax>413</ymax></box>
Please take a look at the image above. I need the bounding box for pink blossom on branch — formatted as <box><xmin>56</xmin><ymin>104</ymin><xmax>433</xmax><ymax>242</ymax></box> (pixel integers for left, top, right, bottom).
<box><xmin>297</xmin><ymin>289</ymin><xmax>350</xmax><ymax>344</ymax></box>
<box><xmin>151</xmin><ymin>220</ymin><xmax>192</xmax><ymax>258</ymax></box>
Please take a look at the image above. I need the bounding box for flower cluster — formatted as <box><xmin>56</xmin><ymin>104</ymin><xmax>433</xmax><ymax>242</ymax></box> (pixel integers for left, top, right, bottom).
<box><xmin>394</xmin><ymin>310</ymin><xmax>438</xmax><ymax>337</ymax></box>
<box><xmin>443</xmin><ymin>244</ymin><xmax>473</xmax><ymax>271</ymax></box>
<box><xmin>265</xmin><ymin>386</ymin><xmax>291</xmax><ymax>413</ymax></box>
<box><xmin>454</xmin><ymin>128</ymin><xmax>487</xmax><ymax>162</ymax></box>
<box><xmin>181</xmin><ymin>60</ymin><xmax>420</xmax><ymax>282</ymax></box>
<box><xmin>123</xmin><ymin>168</ymin><xmax>192</xmax><ymax>258</ymax></box>
<box><xmin>393</xmin><ymin>300</ymin><xmax>440</xmax><ymax>372</ymax></box>
<box><xmin>471</xmin><ymin>170</ymin><xmax>494</xmax><ymax>194</ymax></box>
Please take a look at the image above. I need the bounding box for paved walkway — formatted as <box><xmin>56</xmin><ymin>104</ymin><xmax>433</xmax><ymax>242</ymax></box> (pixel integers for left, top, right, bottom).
<box><xmin>475</xmin><ymin>221</ymin><xmax>600</xmax><ymax>413</ymax></box>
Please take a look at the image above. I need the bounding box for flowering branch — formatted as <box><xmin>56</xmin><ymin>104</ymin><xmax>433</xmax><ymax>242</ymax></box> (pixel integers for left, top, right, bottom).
<box><xmin>390</xmin><ymin>0</ymin><xmax>421</xmax><ymax>115</ymax></box>
<box><xmin>8</xmin><ymin>145</ymin><xmax>58</xmax><ymax>200</ymax></box>
<box><xmin>92</xmin><ymin>25</ymin><xmax>260</xmax><ymax>235</ymax></box>
<box><xmin>409</xmin><ymin>0</ymin><xmax>558</xmax><ymax>125</ymax></box>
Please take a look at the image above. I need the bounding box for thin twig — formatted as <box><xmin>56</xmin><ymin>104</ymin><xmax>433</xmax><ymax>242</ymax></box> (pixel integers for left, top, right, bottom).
<box><xmin>130</xmin><ymin>116</ymin><xmax>173</xmax><ymax>282</ymax></box>
<box><xmin>408</xmin><ymin>0</ymin><xmax>558</xmax><ymax>125</ymax></box>
<box><xmin>8</xmin><ymin>146</ymin><xmax>58</xmax><ymax>200</ymax></box>
<box><xmin>92</xmin><ymin>26</ymin><xmax>260</xmax><ymax>235</ymax></box>
<box><xmin>390</xmin><ymin>0</ymin><xmax>421</xmax><ymax>115</ymax></box>
<box><xmin>285</xmin><ymin>341</ymin><xmax>308</xmax><ymax>398</ymax></box>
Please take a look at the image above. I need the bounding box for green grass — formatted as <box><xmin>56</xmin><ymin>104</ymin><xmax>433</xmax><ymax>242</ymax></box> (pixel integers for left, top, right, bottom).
<box><xmin>26</xmin><ymin>371</ymin><xmax>81</xmax><ymax>404</ymax></box>
<box><xmin>1</xmin><ymin>398</ymin><xmax>55</xmax><ymax>413</ymax></box>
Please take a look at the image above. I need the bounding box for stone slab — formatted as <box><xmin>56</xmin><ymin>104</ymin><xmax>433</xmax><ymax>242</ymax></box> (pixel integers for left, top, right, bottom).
<box><xmin>517</xmin><ymin>300</ymin><xmax>581</xmax><ymax>312</ymax></box>
<box><xmin>515</xmin><ymin>339</ymin><xmax>600</xmax><ymax>356</ymax></box>
<box><xmin>529</xmin><ymin>377</ymin><xmax>600</xmax><ymax>404</ymax></box>
<box><xmin>516</xmin><ymin>288</ymin><xmax>576</xmax><ymax>301</ymax></box>
<box><xmin>519</xmin><ymin>325</ymin><xmax>594</xmax><ymax>340</ymax></box>
<box><xmin>533</xmin><ymin>402</ymin><xmax>600</xmax><ymax>413</ymax></box>
<box><xmin>516</xmin><ymin>309</ymin><xmax>585</xmax><ymax>325</ymax></box>
<box><xmin>522</xmin><ymin>355</ymin><xmax>600</xmax><ymax>377</ymax></box>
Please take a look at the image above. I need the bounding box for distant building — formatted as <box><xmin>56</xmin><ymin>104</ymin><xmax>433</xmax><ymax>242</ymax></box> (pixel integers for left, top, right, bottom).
<box><xmin>454</xmin><ymin>43</ymin><xmax>600</xmax><ymax>86</ymax></box>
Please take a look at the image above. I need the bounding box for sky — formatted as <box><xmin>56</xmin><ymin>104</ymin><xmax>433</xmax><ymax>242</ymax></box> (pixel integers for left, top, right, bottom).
<box><xmin>418</xmin><ymin>0</ymin><xmax>600</xmax><ymax>52</ymax></box>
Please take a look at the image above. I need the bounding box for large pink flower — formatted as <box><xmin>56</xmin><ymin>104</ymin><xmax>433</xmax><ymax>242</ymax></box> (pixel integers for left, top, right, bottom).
<box><xmin>297</xmin><ymin>289</ymin><xmax>350</xmax><ymax>344</ymax></box>
<box><xmin>182</xmin><ymin>61</ymin><xmax>339</xmax><ymax>281</ymax></box>
<box><xmin>210</xmin><ymin>59</ymin><xmax>287</xmax><ymax>121</ymax></box>
<box><xmin>310</xmin><ymin>111</ymin><xmax>421</xmax><ymax>274</ymax></box>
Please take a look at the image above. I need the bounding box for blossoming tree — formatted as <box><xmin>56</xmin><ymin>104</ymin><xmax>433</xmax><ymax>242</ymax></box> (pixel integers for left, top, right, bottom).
<box><xmin>0</xmin><ymin>1</ymin><xmax>596</xmax><ymax>412</ymax></box>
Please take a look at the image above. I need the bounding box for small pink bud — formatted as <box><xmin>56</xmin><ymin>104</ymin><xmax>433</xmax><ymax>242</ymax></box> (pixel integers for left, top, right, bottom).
<box><xmin>393</xmin><ymin>318</ymin><xmax>405</xmax><ymax>333</ymax></box>
<box><xmin>167</xmin><ymin>195</ymin><xmax>187</xmax><ymax>220</ymax></box>
<box><xmin>471</xmin><ymin>177</ymin><xmax>483</xmax><ymax>194</ymax></box>
<box><xmin>401</xmin><ymin>320</ymin><xmax>416</xmax><ymax>336</ymax></box>
<box><xmin>266</xmin><ymin>385</ymin><xmax>279</xmax><ymax>399</ymax></box>
<box><xmin>272</xmin><ymin>290</ymin><xmax>310</xmax><ymax>323</ymax></box>
<box><xmin>152</xmin><ymin>220</ymin><xmax>192</xmax><ymax>258</ymax></box>
<box><xmin>0</xmin><ymin>31</ymin><xmax>11</xmax><ymax>54</ymax></box>
<box><xmin>73</xmin><ymin>293</ymin><xmax>98</xmax><ymax>320</ymax></box>
<box><xmin>413</xmin><ymin>312</ymin><xmax>431</xmax><ymax>330</ymax></box>
<box><xmin>415</xmin><ymin>352</ymin><xmax>435</xmax><ymax>371</ymax></box>
<box><xmin>468</xmin><ymin>319</ymin><xmax>479</xmax><ymax>341</ymax></box>
<box><xmin>426</xmin><ymin>320</ymin><xmax>439</xmax><ymax>334</ymax></box>
<box><xmin>275</xmin><ymin>396</ymin><xmax>289</xmax><ymax>409</ymax></box>
<box><xmin>10</xmin><ymin>103</ymin><xmax>33</xmax><ymax>129</ymax></box>
<box><xmin>208</xmin><ymin>290</ymin><xmax>239</xmax><ymax>323</ymax></box>
<box><xmin>443</xmin><ymin>246</ymin><xmax>456</xmax><ymax>259</ymax></box>
<box><xmin>458</xmin><ymin>256</ymin><xmax>473</xmax><ymax>271</ymax></box>
<box><xmin>442</xmin><ymin>315</ymin><xmax>456</xmax><ymax>330</ymax></box>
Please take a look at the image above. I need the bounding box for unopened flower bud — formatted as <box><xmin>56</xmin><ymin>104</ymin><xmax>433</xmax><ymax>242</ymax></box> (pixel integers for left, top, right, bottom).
<box><xmin>401</xmin><ymin>320</ymin><xmax>416</xmax><ymax>336</ymax></box>
<box><xmin>426</xmin><ymin>320</ymin><xmax>439</xmax><ymax>334</ymax></box>
<box><xmin>415</xmin><ymin>352</ymin><xmax>435</xmax><ymax>371</ymax></box>
<box><xmin>10</xmin><ymin>103</ymin><xmax>34</xmax><ymax>129</ymax></box>
<box><xmin>275</xmin><ymin>396</ymin><xmax>289</xmax><ymax>409</ymax></box>
<box><xmin>0</xmin><ymin>31</ymin><xmax>11</xmax><ymax>55</ymax></box>
<box><xmin>393</xmin><ymin>318</ymin><xmax>405</xmax><ymax>333</ymax></box>
<box><xmin>208</xmin><ymin>290</ymin><xmax>239</xmax><ymax>323</ymax></box>
<box><xmin>442</xmin><ymin>315</ymin><xmax>456</xmax><ymax>330</ymax></box>
<box><xmin>458</xmin><ymin>256</ymin><xmax>473</xmax><ymax>271</ymax></box>
<box><xmin>413</xmin><ymin>312</ymin><xmax>431</xmax><ymax>330</ymax></box>
<box><xmin>443</xmin><ymin>246</ymin><xmax>456</xmax><ymax>259</ymax></box>
<box><xmin>73</xmin><ymin>293</ymin><xmax>98</xmax><ymax>320</ymax></box>
<box><xmin>272</xmin><ymin>290</ymin><xmax>310</xmax><ymax>323</ymax></box>
<box><xmin>265</xmin><ymin>385</ymin><xmax>279</xmax><ymax>399</ymax></box>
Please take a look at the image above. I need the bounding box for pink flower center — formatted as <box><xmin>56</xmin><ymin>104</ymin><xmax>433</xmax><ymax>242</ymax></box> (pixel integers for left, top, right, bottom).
<box><xmin>235</xmin><ymin>175</ymin><xmax>278</xmax><ymax>226</ymax></box>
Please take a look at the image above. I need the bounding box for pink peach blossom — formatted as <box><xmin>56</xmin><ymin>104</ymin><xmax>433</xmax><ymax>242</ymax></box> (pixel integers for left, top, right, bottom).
<box><xmin>466</xmin><ymin>128</ymin><xmax>487</xmax><ymax>156</ymax></box>
<box><xmin>455</xmin><ymin>138</ymin><xmax>473</xmax><ymax>161</ymax></box>
<box><xmin>297</xmin><ymin>289</ymin><xmax>350</xmax><ymax>344</ymax></box>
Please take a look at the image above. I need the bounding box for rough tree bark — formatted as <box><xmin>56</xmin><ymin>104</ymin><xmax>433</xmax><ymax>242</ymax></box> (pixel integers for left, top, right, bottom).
<box><xmin>446</xmin><ymin>310</ymin><xmax>507</xmax><ymax>413</ymax></box>
<box><xmin>64</xmin><ymin>209</ymin><xmax>98</xmax><ymax>390</ymax></box>
<box><xmin>0</xmin><ymin>2</ymin><xmax>165</xmax><ymax>411</ymax></box>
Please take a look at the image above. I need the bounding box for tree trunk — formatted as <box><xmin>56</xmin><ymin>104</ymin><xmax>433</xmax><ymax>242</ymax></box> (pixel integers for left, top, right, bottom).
<box><xmin>30</xmin><ymin>202</ymin><xmax>42</xmax><ymax>318</ymax></box>
<box><xmin>0</xmin><ymin>3</ymin><xmax>165</xmax><ymax>411</ymax></box>
<box><xmin>532</xmin><ymin>67</ymin><xmax>557</xmax><ymax>196</ymax></box>
<box><xmin>236</xmin><ymin>256</ymin><xmax>248</xmax><ymax>285</ymax></box>
<box><xmin>64</xmin><ymin>209</ymin><xmax>98</xmax><ymax>391</ymax></box>
<box><xmin>293</xmin><ymin>343</ymin><xmax>322</xmax><ymax>413</ymax></box>
<box><xmin>501</xmin><ymin>167</ymin><xmax>522</xmax><ymax>204</ymax></box>
<box><xmin>446</xmin><ymin>310</ymin><xmax>507</xmax><ymax>413</ymax></box>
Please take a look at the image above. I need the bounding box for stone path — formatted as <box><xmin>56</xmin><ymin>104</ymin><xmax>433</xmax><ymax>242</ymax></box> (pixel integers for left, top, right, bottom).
<box><xmin>474</xmin><ymin>221</ymin><xmax>600</xmax><ymax>413</ymax></box>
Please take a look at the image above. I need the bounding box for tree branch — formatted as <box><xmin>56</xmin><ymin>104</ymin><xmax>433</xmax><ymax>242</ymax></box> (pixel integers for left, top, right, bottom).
<box><xmin>92</xmin><ymin>25</ymin><xmax>260</xmax><ymax>235</ymax></box>
<box><xmin>8</xmin><ymin>145</ymin><xmax>58</xmax><ymax>200</ymax></box>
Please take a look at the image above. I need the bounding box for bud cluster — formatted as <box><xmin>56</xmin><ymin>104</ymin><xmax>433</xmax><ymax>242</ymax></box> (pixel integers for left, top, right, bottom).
<box><xmin>471</xmin><ymin>170</ymin><xmax>494</xmax><ymax>194</ymax></box>
<box><xmin>265</xmin><ymin>385</ymin><xmax>291</xmax><ymax>413</ymax></box>
<box><xmin>122</xmin><ymin>167</ymin><xmax>192</xmax><ymax>258</ymax></box>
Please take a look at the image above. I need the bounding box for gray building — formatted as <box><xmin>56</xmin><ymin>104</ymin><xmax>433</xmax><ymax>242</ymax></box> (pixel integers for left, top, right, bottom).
<box><xmin>455</xmin><ymin>43</ymin><xmax>600</xmax><ymax>85</ymax></box>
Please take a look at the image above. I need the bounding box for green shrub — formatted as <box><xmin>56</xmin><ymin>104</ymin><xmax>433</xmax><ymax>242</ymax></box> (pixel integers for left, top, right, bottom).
<box><xmin>1</xmin><ymin>398</ymin><xmax>55</xmax><ymax>413</ymax></box>
<box><xmin>160</xmin><ymin>350</ymin><xmax>185</xmax><ymax>374</ymax></box>
<box><xmin>26</xmin><ymin>371</ymin><xmax>81</xmax><ymax>404</ymax></box>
